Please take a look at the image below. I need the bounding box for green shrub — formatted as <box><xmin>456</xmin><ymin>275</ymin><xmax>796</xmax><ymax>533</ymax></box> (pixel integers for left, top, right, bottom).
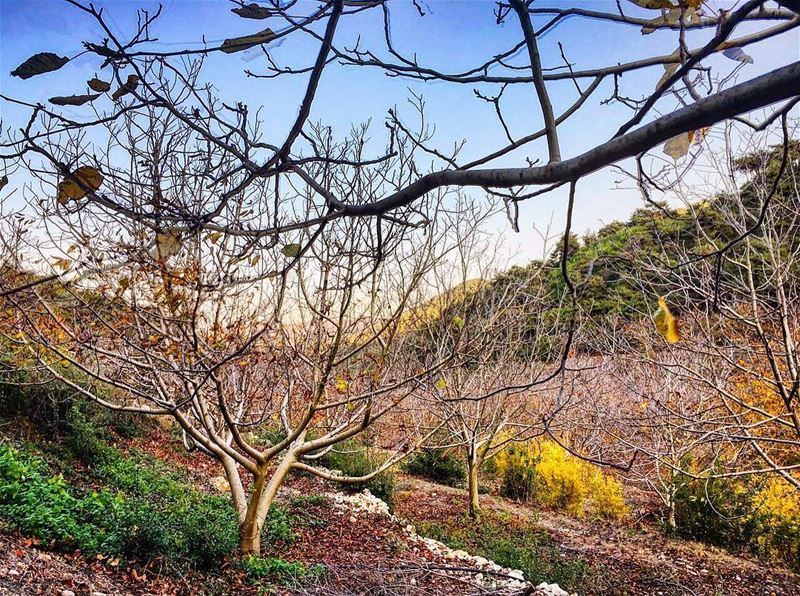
<box><xmin>673</xmin><ymin>476</ymin><xmax>752</xmax><ymax>547</ymax></box>
<box><xmin>241</xmin><ymin>555</ymin><xmax>325</xmax><ymax>589</ymax></box>
<box><xmin>262</xmin><ymin>503</ymin><xmax>298</xmax><ymax>544</ymax></box>
<box><xmin>404</xmin><ymin>448</ymin><xmax>465</xmax><ymax>487</ymax></box>
<box><xmin>0</xmin><ymin>441</ymin><xmax>239</xmax><ymax>568</ymax></box>
<box><xmin>673</xmin><ymin>474</ymin><xmax>800</xmax><ymax>571</ymax></box>
<box><xmin>319</xmin><ymin>441</ymin><xmax>396</xmax><ymax>509</ymax></box>
<box><xmin>64</xmin><ymin>403</ymin><xmax>112</xmax><ymax>465</ymax></box>
<box><xmin>494</xmin><ymin>441</ymin><xmax>538</xmax><ymax>501</ymax></box>
<box><xmin>0</xmin><ymin>444</ymin><xmax>126</xmax><ymax>556</ymax></box>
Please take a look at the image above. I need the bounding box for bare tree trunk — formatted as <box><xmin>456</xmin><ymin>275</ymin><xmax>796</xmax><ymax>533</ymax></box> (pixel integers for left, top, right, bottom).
<box><xmin>666</xmin><ymin>487</ymin><xmax>677</xmax><ymax>533</ymax></box>
<box><xmin>467</xmin><ymin>454</ymin><xmax>481</xmax><ymax>518</ymax></box>
<box><xmin>221</xmin><ymin>454</ymin><xmax>247</xmax><ymax>525</ymax></box>
<box><xmin>239</xmin><ymin>452</ymin><xmax>296</xmax><ymax>556</ymax></box>
<box><xmin>239</xmin><ymin>472</ymin><xmax>267</xmax><ymax>556</ymax></box>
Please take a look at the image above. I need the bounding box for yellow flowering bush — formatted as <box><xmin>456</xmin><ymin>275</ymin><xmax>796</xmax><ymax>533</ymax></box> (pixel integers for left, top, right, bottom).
<box><xmin>750</xmin><ymin>477</ymin><xmax>800</xmax><ymax>567</ymax></box>
<box><xmin>494</xmin><ymin>439</ymin><xmax>628</xmax><ymax>519</ymax></box>
<box><xmin>533</xmin><ymin>440</ymin><xmax>586</xmax><ymax>515</ymax></box>
<box><xmin>586</xmin><ymin>469</ymin><xmax>629</xmax><ymax>520</ymax></box>
<box><xmin>493</xmin><ymin>438</ymin><xmax>539</xmax><ymax>501</ymax></box>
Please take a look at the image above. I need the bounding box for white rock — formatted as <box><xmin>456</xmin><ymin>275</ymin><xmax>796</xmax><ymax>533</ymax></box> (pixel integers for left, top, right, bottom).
<box><xmin>61</xmin><ymin>591</ymin><xmax>76</xmax><ymax>596</ymax></box>
<box><xmin>535</xmin><ymin>582</ymin><xmax>570</xmax><ymax>596</ymax></box>
<box><xmin>211</xmin><ymin>476</ymin><xmax>230</xmax><ymax>492</ymax></box>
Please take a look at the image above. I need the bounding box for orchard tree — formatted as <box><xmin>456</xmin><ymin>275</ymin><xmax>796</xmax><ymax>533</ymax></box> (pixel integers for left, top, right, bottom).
<box><xmin>564</xmin><ymin>120</ymin><xmax>800</xmax><ymax>496</ymax></box>
<box><xmin>408</xmin><ymin>226</ymin><xmax>568</xmax><ymax>517</ymax></box>
<box><xmin>0</xmin><ymin>102</ymin><xmax>489</xmax><ymax>555</ymax></box>
<box><xmin>1</xmin><ymin>0</ymin><xmax>800</xmax><ymax>550</ymax></box>
<box><xmin>629</xmin><ymin>121</ymin><xmax>800</xmax><ymax>489</ymax></box>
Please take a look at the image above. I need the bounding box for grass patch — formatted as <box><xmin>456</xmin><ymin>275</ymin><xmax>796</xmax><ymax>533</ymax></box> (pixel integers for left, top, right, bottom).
<box><xmin>415</xmin><ymin>510</ymin><xmax>605</xmax><ymax>592</ymax></box>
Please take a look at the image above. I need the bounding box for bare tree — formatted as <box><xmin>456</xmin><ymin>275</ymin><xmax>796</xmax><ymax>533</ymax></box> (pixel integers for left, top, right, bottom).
<box><xmin>407</xmin><ymin>229</ymin><xmax>566</xmax><ymax>516</ymax></box>
<box><xmin>2</xmin><ymin>0</ymin><xmax>799</xmax><ymax>555</ymax></box>
<box><xmin>639</xmin><ymin>121</ymin><xmax>800</xmax><ymax>489</ymax></box>
<box><xmin>0</xmin><ymin>103</ymin><xmax>491</xmax><ymax>554</ymax></box>
<box><xmin>576</xmin><ymin>120</ymin><xmax>800</xmax><ymax>498</ymax></box>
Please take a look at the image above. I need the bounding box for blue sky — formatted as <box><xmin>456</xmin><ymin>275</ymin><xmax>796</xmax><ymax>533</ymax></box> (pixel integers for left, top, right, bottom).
<box><xmin>1</xmin><ymin>0</ymin><xmax>798</xmax><ymax>262</ymax></box>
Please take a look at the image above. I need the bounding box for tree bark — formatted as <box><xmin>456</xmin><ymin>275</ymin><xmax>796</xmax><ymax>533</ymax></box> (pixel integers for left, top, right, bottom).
<box><xmin>666</xmin><ymin>488</ymin><xmax>677</xmax><ymax>533</ymax></box>
<box><xmin>238</xmin><ymin>451</ymin><xmax>296</xmax><ymax>556</ymax></box>
<box><xmin>467</xmin><ymin>455</ymin><xmax>481</xmax><ymax>519</ymax></box>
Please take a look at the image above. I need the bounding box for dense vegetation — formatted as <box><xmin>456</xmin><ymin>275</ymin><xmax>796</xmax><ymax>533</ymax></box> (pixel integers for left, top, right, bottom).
<box><xmin>0</xmin><ymin>380</ymin><xmax>326</xmax><ymax>590</ymax></box>
<box><xmin>489</xmin><ymin>141</ymin><xmax>800</xmax><ymax>346</ymax></box>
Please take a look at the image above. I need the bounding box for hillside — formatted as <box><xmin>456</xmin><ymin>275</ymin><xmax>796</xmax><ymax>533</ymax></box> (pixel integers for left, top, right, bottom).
<box><xmin>2</xmin><ymin>421</ymin><xmax>798</xmax><ymax>595</ymax></box>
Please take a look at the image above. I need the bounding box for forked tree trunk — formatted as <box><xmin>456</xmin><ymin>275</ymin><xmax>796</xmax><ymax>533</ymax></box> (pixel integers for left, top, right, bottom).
<box><xmin>238</xmin><ymin>451</ymin><xmax>296</xmax><ymax>556</ymax></box>
<box><xmin>239</xmin><ymin>473</ymin><xmax>266</xmax><ymax>556</ymax></box>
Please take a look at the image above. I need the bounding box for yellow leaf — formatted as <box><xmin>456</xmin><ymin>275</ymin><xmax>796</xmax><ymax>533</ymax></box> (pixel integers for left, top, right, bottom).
<box><xmin>663</xmin><ymin>132</ymin><xmax>691</xmax><ymax>160</ymax></box>
<box><xmin>335</xmin><ymin>378</ymin><xmax>349</xmax><ymax>393</ymax></box>
<box><xmin>221</xmin><ymin>28</ymin><xmax>276</xmax><ymax>53</ymax></box>
<box><xmin>152</xmin><ymin>230</ymin><xmax>182</xmax><ymax>260</ymax></box>
<box><xmin>653</xmin><ymin>296</ymin><xmax>680</xmax><ymax>344</ymax></box>
<box><xmin>434</xmin><ymin>378</ymin><xmax>447</xmax><ymax>391</ymax></box>
<box><xmin>57</xmin><ymin>166</ymin><xmax>103</xmax><ymax>204</ymax></box>
<box><xmin>207</xmin><ymin>231</ymin><xmax>222</xmax><ymax>244</ymax></box>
